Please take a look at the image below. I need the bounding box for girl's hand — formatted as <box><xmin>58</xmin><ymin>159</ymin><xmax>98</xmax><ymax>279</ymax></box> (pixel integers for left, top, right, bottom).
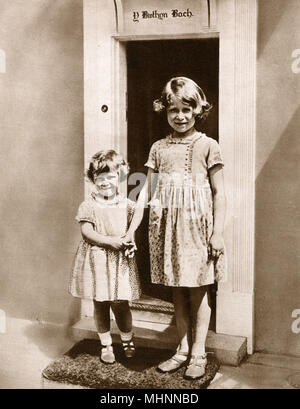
<box><xmin>107</xmin><ymin>236</ymin><xmax>125</xmax><ymax>251</ymax></box>
<box><xmin>122</xmin><ymin>234</ymin><xmax>137</xmax><ymax>258</ymax></box>
<box><xmin>123</xmin><ymin>230</ymin><xmax>135</xmax><ymax>245</ymax></box>
<box><xmin>124</xmin><ymin>242</ymin><xmax>137</xmax><ymax>258</ymax></box>
<box><xmin>208</xmin><ymin>233</ymin><xmax>224</xmax><ymax>259</ymax></box>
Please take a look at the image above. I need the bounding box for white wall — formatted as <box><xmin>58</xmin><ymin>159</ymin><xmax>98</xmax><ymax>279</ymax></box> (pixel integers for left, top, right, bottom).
<box><xmin>0</xmin><ymin>0</ymin><xmax>84</xmax><ymax>325</ymax></box>
<box><xmin>255</xmin><ymin>0</ymin><xmax>300</xmax><ymax>355</ymax></box>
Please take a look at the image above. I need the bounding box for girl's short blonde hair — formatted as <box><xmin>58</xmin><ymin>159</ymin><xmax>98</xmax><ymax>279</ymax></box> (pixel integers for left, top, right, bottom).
<box><xmin>86</xmin><ymin>150</ymin><xmax>129</xmax><ymax>183</ymax></box>
<box><xmin>153</xmin><ymin>76</ymin><xmax>212</xmax><ymax>120</ymax></box>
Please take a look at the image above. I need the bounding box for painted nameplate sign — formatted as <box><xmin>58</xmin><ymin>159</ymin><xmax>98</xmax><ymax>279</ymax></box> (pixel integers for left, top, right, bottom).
<box><xmin>119</xmin><ymin>0</ymin><xmax>209</xmax><ymax>35</ymax></box>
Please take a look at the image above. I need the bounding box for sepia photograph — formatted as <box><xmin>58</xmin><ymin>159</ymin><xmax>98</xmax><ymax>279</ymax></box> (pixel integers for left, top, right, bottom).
<box><xmin>0</xmin><ymin>0</ymin><xmax>300</xmax><ymax>393</ymax></box>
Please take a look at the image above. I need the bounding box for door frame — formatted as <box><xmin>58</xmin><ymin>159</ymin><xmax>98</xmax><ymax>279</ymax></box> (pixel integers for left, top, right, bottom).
<box><xmin>82</xmin><ymin>0</ymin><xmax>257</xmax><ymax>353</ymax></box>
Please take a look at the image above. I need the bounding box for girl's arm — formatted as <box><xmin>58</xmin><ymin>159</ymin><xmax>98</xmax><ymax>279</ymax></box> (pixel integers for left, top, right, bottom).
<box><xmin>208</xmin><ymin>164</ymin><xmax>227</xmax><ymax>257</ymax></box>
<box><xmin>125</xmin><ymin>167</ymin><xmax>155</xmax><ymax>242</ymax></box>
<box><xmin>81</xmin><ymin>222</ymin><xmax>124</xmax><ymax>250</ymax></box>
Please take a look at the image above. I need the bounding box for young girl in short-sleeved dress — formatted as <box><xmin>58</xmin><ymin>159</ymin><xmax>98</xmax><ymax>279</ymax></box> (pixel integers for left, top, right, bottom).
<box><xmin>124</xmin><ymin>77</ymin><xmax>226</xmax><ymax>379</ymax></box>
<box><xmin>69</xmin><ymin>150</ymin><xmax>141</xmax><ymax>364</ymax></box>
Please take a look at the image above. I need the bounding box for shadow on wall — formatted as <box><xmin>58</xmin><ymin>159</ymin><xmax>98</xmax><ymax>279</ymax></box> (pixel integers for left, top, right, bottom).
<box><xmin>23</xmin><ymin>297</ymin><xmax>81</xmax><ymax>360</ymax></box>
<box><xmin>255</xmin><ymin>105</ymin><xmax>300</xmax><ymax>355</ymax></box>
<box><xmin>0</xmin><ymin>0</ymin><xmax>84</xmax><ymax>325</ymax></box>
<box><xmin>257</xmin><ymin>0</ymin><xmax>288</xmax><ymax>58</ymax></box>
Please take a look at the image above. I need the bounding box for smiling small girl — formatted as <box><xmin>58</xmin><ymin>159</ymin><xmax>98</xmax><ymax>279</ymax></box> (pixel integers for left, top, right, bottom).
<box><xmin>69</xmin><ymin>150</ymin><xmax>141</xmax><ymax>364</ymax></box>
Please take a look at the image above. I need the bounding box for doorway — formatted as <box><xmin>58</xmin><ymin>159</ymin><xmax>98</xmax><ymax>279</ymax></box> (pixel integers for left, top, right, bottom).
<box><xmin>81</xmin><ymin>0</ymin><xmax>257</xmax><ymax>353</ymax></box>
<box><xmin>127</xmin><ymin>38</ymin><xmax>219</xmax><ymax>327</ymax></box>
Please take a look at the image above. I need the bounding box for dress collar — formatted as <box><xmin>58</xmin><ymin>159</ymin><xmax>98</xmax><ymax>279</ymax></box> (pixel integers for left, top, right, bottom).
<box><xmin>91</xmin><ymin>193</ymin><xmax>126</xmax><ymax>206</ymax></box>
<box><xmin>167</xmin><ymin>132</ymin><xmax>205</xmax><ymax>144</ymax></box>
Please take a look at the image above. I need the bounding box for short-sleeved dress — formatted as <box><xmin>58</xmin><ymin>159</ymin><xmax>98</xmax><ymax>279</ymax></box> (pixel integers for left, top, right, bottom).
<box><xmin>69</xmin><ymin>195</ymin><xmax>141</xmax><ymax>301</ymax></box>
<box><xmin>145</xmin><ymin>132</ymin><xmax>227</xmax><ymax>287</ymax></box>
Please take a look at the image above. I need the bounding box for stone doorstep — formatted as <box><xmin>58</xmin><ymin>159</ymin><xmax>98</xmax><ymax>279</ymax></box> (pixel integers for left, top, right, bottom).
<box><xmin>71</xmin><ymin>310</ymin><xmax>247</xmax><ymax>367</ymax></box>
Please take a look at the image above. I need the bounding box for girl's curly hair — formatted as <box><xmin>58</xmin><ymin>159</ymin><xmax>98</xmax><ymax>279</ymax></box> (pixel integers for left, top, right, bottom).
<box><xmin>86</xmin><ymin>150</ymin><xmax>129</xmax><ymax>183</ymax></box>
<box><xmin>153</xmin><ymin>76</ymin><xmax>212</xmax><ymax>121</ymax></box>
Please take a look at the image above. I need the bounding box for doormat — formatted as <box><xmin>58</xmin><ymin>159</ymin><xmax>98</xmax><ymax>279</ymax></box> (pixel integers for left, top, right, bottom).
<box><xmin>42</xmin><ymin>339</ymin><xmax>220</xmax><ymax>389</ymax></box>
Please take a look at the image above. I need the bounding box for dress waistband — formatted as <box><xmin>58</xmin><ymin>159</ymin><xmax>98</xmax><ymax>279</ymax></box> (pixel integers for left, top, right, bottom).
<box><xmin>156</xmin><ymin>174</ymin><xmax>210</xmax><ymax>189</ymax></box>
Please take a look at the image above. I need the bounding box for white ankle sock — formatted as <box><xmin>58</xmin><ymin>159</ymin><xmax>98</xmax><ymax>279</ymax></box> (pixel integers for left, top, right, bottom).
<box><xmin>120</xmin><ymin>330</ymin><xmax>133</xmax><ymax>342</ymax></box>
<box><xmin>98</xmin><ymin>331</ymin><xmax>112</xmax><ymax>346</ymax></box>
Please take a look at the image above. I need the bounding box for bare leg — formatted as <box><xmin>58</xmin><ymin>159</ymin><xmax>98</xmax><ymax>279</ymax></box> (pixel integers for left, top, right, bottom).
<box><xmin>93</xmin><ymin>300</ymin><xmax>115</xmax><ymax>363</ymax></box>
<box><xmin>110</xmin><ymin>300</ymin><xmax>132</xmax><ymax>333</ymax></box>
<box><xmin>173</xmin><ymin>287</ymin><xmax>192</xmax><ymax>353</ymax></box>
<box><xmin>189</xmin><ymin>285</ymin><xmax>211</xmax><ymax>356</ymax></box>
<box><xmin>93</xmin><ymin>300</ymin><xmax>111</xmax><ymax>333</ymax></box>
<box><xmin>111</xmin><ymin>301</ymin><xmax>135</xmax><ymax>358</ymax></box>
<box><xmin>157</xmin><ymin>287</ymin><xmax>190</xmax><ymax>372</ymax></box>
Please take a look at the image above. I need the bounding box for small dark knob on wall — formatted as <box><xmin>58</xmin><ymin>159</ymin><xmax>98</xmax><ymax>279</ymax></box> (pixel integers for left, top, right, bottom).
<box><xmin>101</xmin><ymin>105</ymin><xmax>108</xmax><ymax>113</ymax></box>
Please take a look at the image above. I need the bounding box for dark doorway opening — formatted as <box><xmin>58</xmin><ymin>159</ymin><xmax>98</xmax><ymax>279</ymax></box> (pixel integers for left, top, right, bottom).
<box><xmin>127</xmin><ymin>39</ymin><xmax>219</xmax><ymax>328</ymax></box>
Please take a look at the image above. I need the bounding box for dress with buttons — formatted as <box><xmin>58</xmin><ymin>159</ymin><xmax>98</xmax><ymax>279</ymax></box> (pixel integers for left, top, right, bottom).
<box><xmin>145</xmin><ymin>132</ymin><xmax>226</xmax><ymax>287</ymax></box>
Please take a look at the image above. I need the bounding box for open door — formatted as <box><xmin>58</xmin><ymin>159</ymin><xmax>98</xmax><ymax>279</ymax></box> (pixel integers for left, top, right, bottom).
<box><xmin>127</xmin><ymin>38</ymin><xmax>219</xmax><ymax>327</ymax></box>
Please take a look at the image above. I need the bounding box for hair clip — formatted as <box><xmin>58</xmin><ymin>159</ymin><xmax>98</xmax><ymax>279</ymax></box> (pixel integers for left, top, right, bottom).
<box><xmin>153</xmin><ymin>99</ymin><xmax>165</xmax><ymax>112</ymax></box>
